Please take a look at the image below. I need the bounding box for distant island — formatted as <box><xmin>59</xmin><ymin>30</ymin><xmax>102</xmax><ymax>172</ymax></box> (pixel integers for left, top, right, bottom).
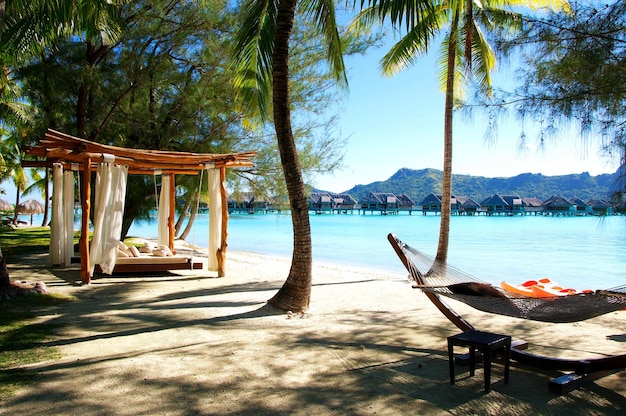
<box><xmin>319</xmin><ymin>168</ymin><xmax>617</xmax><ymax>203</ymax></box>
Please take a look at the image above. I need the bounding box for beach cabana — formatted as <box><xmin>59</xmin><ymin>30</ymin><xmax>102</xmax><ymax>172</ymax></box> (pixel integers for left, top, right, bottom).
<box><xmin>22</xmin><ymin>129</ymin><xmax>255</xmax><ymax>284</ymax></box>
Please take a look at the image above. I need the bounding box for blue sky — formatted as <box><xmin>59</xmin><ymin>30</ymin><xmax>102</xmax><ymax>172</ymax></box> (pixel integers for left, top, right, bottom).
<box><xmin>311</xmin><ymin>33</ymin><xmax>619</xmax><ymax>194</ymax></box>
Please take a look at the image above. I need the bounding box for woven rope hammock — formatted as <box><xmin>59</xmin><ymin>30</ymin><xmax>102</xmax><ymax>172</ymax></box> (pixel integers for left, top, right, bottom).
<box><xmin>389</xmin><ymin>233</ymin><xmax>626</xmax><ymax>323</ymax></box>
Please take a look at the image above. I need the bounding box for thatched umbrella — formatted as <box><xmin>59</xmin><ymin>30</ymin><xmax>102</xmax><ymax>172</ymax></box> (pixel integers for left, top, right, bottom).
<box><xmin>0</xmin><ymin>198</ymin><xmax>13</xmax><ymax>212</ymax></box>
<box><xmin>17</xmin><ymin>199</ymin><xmax>45</xmax><ymax>225</ymax></box>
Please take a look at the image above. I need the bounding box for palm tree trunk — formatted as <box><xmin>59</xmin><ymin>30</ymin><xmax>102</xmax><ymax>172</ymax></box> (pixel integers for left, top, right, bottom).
<box><xmin>41</xmin><ymin>167</ymin><xmax>50</xmax><ymax>226</ymax></box>
<box><xmin>435</xmin><ymin>13</ymin><xmax>460</xmax><ymax>265</ymax></box>
<box><xmin>175</xmin><ymin>192</ymin><xmax>193</xmax><ymax>236</ymax></box>
<box><xmin>267</xmin><ymin>0</ymin><xmax>312</xmax><ymax>312</ymax></box>
<box><xmin>179</xmin><ymin>195</ymin><xmax>198</xmax><ymax>241</ymax></box>
<box><xmin>12</xmin><ymin>186</ymin><xmax>20</xmax><ymax>225</ymax></box>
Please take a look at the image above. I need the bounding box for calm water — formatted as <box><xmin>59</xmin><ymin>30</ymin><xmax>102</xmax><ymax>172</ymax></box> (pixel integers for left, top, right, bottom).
<box><xmin>123</xmin><ymin>212</ymin><xmax>626</xmax><ymax>290</ymax></box>
<box><xmin>18</xmin><ymin>211</ymin><xmax>624</xmax><ymax>290</ymax></box>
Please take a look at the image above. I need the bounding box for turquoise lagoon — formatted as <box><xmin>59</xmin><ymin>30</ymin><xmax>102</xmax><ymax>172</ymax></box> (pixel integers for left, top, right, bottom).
<box><xmin>126</xmin><ymin>213</ymin><xmax>626</xmax><ymax>291</ymax></box>
<box><xmin>18</xmin><ymin>211</ymin><xmax>624</xmax><ymax>290</ymax></box>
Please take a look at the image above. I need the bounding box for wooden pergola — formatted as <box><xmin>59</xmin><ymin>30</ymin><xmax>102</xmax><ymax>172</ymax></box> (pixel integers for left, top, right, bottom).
<box><xmin>22</xmin><ymin>129</ymin><xmax>256</xmax><ymax>283</ymax></box>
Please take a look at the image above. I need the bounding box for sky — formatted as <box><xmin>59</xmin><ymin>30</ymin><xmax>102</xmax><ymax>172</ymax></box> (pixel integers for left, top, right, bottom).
<box><xmin>2</xmin><ymin>22</ymin><xmax>620</xmax><ymax>203</ymax></box>
<box><xmin>310</xmin><ymin>35</ymin><xmax>619</xmax><ymax>194</ymax></box>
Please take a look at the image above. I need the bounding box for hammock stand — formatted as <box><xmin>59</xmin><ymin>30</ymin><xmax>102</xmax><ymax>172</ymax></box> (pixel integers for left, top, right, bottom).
<box><xmin>387</xmin><ymin>233</ymin><xmax>626</xmax><ymax>393</ymax></box>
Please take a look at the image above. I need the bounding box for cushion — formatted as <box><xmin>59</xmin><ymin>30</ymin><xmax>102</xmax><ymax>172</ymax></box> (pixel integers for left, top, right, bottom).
<box><xmin>129</xmin><ymin>245</ymin><xmax>140</xmax><ymax>257</ymax></box>
<box><xmin>152</xmin><ymin>248</ymin><xmax>166</xmax><ymax>257</ymax></box>
<box><xmin>118</xmin><ymin>241</ymin><xmax>132</xmax><ymax>256</ymax></box>
<box><xmin>158</xmin><ymin>245</ymin><xmax>174</xmax><ymax>256</ymax></box>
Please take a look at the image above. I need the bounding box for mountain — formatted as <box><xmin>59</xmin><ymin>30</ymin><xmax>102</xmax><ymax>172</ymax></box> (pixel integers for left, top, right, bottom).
<box><xmin>328</xmin><ymin>168</ymin><xmax>616</xmax><ymax>203</ymax></box>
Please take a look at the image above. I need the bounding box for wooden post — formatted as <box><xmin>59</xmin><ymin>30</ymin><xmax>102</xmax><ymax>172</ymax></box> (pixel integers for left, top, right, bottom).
<box><xmin>80</xmin><ymin>158</ymin><xmax>92</xmax><ymax>284</ymax></box>
<box><xmin>217</xmin><ymin>167</ymin><xmax>228</xmax><ymax>277</ymax></box>
<box><xmin>169</xmin><ymin>173</ymin><xmax>176</xmax><ymax>254</ymax></box>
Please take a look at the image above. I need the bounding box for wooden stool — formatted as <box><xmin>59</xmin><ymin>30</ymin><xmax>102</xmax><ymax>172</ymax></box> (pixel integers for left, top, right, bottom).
<box><xmin>447</xmin><ymin>330</ymin><xmax>511</xmax><ymax>393</ymax></box>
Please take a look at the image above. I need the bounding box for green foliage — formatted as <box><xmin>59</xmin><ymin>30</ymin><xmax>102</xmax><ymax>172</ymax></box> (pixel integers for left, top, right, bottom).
<box><xmin>340</xmin><ymin>167</ymin><xmax>615</xmax><ymax>203</ymax></box>
<box><xmin>482</xmin><ymin>1</ymin><xmax>625</xmax><ymax>189</ymax></box>
<box><xmin>5</xmin><ymin>0</ymin><xmax>375</xmax><ymax>236</ymax></box>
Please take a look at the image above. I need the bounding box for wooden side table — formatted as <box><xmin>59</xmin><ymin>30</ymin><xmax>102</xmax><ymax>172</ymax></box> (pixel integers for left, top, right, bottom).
<box><xmin>447</xmin><ymin>330</ymin><xmax>511</xmax><ymax>393</ymax></box>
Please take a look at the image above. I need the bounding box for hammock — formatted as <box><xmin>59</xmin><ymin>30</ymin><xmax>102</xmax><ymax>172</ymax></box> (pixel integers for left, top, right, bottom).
<box><xmin>388</xmin><ymin>233</ymin><xmax>626</xmax><ymax>323</ymax></box>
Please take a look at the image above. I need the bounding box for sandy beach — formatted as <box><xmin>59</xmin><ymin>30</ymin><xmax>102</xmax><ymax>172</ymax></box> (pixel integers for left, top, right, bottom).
<box><xmin>2</xmin><ymin>242</ymin><xmax>626</xmax><ymax>415</ymax></box>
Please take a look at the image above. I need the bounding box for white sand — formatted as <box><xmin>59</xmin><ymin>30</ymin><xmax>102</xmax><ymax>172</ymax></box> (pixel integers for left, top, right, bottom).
<box><xmin>2</xmin><ymin>245</ymin><xmax>626</xmax><ymax>415</ymax></box>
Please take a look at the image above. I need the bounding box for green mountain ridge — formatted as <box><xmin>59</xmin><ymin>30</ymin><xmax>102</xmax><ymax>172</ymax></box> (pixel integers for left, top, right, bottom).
<box><xmin>328</xmin><ymin>168</ymin><xmax>616</xmax><ymax>204</ymax></box>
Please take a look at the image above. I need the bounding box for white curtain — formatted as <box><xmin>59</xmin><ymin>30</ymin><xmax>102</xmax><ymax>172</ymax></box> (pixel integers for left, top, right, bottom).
<box><xmin>49</xmin><ymin>163</ymin><xmax>64</xmax><ymax>265</ymax></box>
<box><xmin>157</xmin><ymin>174</ymin><xmax>170</xmax><ymax>247</ymax></box>
<box><xmin>89</xmin><ymin>157</ymin><xmax>128</xmax><ymax>275</ymax></box>
<box><xmin>207</xmin><ymin>168</ymin><xmax>222</xmax><ymax>271</ymax></box>
<box><xmin>62</xmin><ymin>170</ymin><xmax>75</xmax><ymax>266</ymax></box>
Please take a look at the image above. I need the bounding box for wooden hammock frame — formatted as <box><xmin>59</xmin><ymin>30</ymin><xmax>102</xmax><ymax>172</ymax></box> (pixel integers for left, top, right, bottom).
<box><xmin>387</xmin><ymin>233</ymin><xmax>626</xmax><ymax>393</ymax></box>
<box><xmin>22</xmin><ymin>129</ymin><xmax>255</xmax><ymax>283</ymax></box>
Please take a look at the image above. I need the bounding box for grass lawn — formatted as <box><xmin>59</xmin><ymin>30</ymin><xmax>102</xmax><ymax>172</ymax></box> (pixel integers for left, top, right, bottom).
<box><xmin>0</xmin><ymin>227</ymin><xmax>76</xmax><ymax>400</ymax></box>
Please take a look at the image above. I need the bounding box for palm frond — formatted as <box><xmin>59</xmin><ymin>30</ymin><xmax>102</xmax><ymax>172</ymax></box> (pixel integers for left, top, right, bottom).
<box><xmin>231</xmin><ymin>0</ymin><xmax>279</xmax><ymax>121</ymax></box>
<box><xmin>437</xmin><ymin>30</ymin><xmax>467</xmax><ymax>100</ymax></box>
<box><xmin>469</xmin><ymin>21</ymin><xmax>496</xmax><ymax>94</ymax></box>
<box><xmin>299</xmin><ymin>0</ymin><xmax>348</xmax><ymax>87</ymax></box>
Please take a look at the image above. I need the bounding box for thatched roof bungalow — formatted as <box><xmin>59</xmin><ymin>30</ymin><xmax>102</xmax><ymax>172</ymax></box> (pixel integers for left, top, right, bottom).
<box><xmin>309</xmin><ymin>192</ymin><xmax>333</xmax><ymax>213</ymax></box>
<box><xmin>456</xmin><ymin>196</ymin><xmax>481</xmax><ymax>215</ymax></box>
<box><xmin>331</xmin><ymin>193</ymin><xmax>358</xmax><ymax>212</ymax></box>
<box><xmin>396</xmin><ymin>193</ymin><xmax>415</xmax><ymax>213</ymax></box>
<box><xmin>569</xmin><ymin>197</ymin><xmax>593</xmax><ymax>215</ymax></box>
<box><xmin>542</xmin><ymin>195</ymin><xmax>576</xmax><ymax>216</ymax></box>
<box><xmin>480</xmin><ymin>194</ymin><xmax>512</xmax><ymax>215</ymax></box>
<box><xmin>418</xmin><ymin>193</ymin><xmax>461</xmax><ymax>215</ymax></box>
<box><xmin>587</xmin><ymin>198</ymin><xmax>614</xmax><ymax>215</ymax></box>
<box><xmin>228</xmin><ymin>192</ymin><xmax>270</xmax><ymax>213</ymax></box>
<box><xmin>360</xmin><ymin>192</ymin><xmax>399</xmax><ymax>214</ymax></box>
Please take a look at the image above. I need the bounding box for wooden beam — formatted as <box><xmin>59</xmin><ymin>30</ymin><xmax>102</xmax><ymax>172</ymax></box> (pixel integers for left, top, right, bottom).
<box><xmin>218</xmin><ymin>167</ymin><xmax>228</xmax><ymax>277</ymax></box>
<box><xmin>169</xmin><ymin>173</ymin><xmax>176</xmax><ymax>254</ymax></box>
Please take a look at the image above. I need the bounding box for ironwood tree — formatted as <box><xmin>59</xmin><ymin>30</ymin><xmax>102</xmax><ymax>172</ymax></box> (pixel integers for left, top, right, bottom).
<box><xmin>12</xmin><ymin>0</ymin><xmax>360</xmax><ymax>239</ymax></box>
<box><xmin>486</xmin><ymin>0</ymin><xmax>626</xmax><ymax>209</ymax></box>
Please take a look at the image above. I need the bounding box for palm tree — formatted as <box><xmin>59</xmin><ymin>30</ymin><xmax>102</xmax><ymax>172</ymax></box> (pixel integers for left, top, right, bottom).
<box><xmin>354</xmin><ymin>0</ymin><xmax>567</xmax><ymax>264</ymax></box>
<box><xmin>0</xmin><ymin>130</ymin><xmax>27</xmax><ymax>225</ymax></box>
<box><xmin>0</xmin><ymin>0</ymin><xmax>125</xmax><ymax>291</ymax></box>
<box><xmin>231</xmin><ymin>0</ymin><xmax>347</xmax><ymax>312</ymax></box>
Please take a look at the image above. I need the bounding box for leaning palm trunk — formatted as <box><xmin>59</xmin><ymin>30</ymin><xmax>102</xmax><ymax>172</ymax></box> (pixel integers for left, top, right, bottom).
<box><xmin>179</xmin><ymin>196</ymin><xmax>198</xmax><ymax>241</ymax></box>
<box><xmin>175</xmin><ymin>192</ymin><xmax>194</xmax><ymax>237</ymax></box>
<box><xmin>267</xmin><ymin>0</ymin><xmax>312</xmax><ymax>312</ymax></box>
<box><xmin>434</xmin><ymin>11</ymin><xmax>460</xmax><ymax>266</ymax></box>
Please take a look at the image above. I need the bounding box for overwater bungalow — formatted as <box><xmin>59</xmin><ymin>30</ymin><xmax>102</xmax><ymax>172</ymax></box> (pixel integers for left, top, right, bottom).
<box><xmin>229</xmin><ymin>192</ymin><xmax>271</xmax><ymax>214</ymax></box>
<box><xmin>309</xmin><ymin>192</ymin><xmax>333</xmax><ymax>214</ymax></box>
<box><xmin>569</xmin><ymin>197</ymin><xmax>593</xmax><ymax>216</ymax></box>
<box><xmin>481</xmin><ymin>194</ymin><xmax>521</xmax><ymax>215</ymax></box>
<box><xmin>502</xmin><ymin>195</ymin><xmax>525</xmax><ymax>215</ymax></box>
<box><xmin>360</xmin><ymin>192</ymin><xmax>399</xmax><ymax>215</ymax></box>
<box><xmin>419</xmin><ymin>193</ymin><xmax>442</xmax><ymax>214</ymax></box>
<box><xmin>456</xmin><ymin>196</ymin><xmax>481</xmax><ymax>215</ymax></box>
<box><xmin>587</xmin><ymin>198</ymin><xmax>614</xmax><ymax>216</ymax></box>
<box><xmin>522</xmin><ymin>197</ymin><xmax>544</xmax><ymax>215</ymax></box>
<box><xmin>418</xmin><ymin>193</ymin><xmax>461</xmax><ymax>215</ymax></box>
<box><xmin>331</xmin><ymin>193</ymin><xmax>358</xmax><ymax>213</ymax></box>
<box><xmin>396</xmin><ymin>193</ymin><xmax>415</xmax><ymax>214</ymax></box>
<box><xmin>542</xmin><ymin>195</ymin><xmax>577</xmax><ymax>216</ymax></box>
